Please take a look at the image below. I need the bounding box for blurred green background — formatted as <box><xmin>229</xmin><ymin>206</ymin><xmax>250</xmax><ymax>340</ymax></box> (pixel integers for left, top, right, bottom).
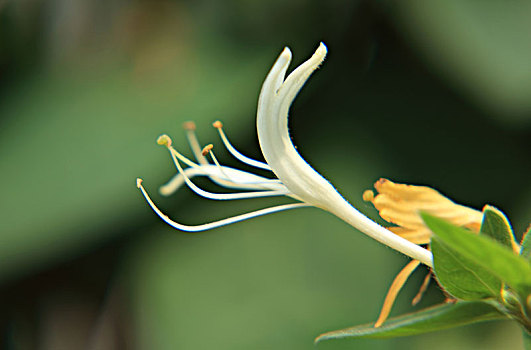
<box><xmin>0</xmin><ymin>0</ymin><xmax>530</xmax><ymax>349</ymax></box>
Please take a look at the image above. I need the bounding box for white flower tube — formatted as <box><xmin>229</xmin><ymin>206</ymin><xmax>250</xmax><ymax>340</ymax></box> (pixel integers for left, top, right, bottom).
<box><xmin>256</xmin><ymin>43</ymin><xmax>433</xmax><ymax>266</ymax></box>
<box><xmin>137</xmin><ymin>43</ymin><xmax>433</xmax><ymax>267</ymax></box>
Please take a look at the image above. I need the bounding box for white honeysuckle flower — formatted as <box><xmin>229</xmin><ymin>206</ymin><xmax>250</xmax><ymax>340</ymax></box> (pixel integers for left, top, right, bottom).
<box><xmin>137</xmin><ymin>43</ymin><xmax>433</xmax><ymax>267</ymax></box>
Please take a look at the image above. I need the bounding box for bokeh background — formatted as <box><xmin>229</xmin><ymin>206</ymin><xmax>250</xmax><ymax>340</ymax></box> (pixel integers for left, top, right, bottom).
<box><xmin>1</xmin><ymin>1</ymin><xmax>530</xmax><ymax>349</ymax></box>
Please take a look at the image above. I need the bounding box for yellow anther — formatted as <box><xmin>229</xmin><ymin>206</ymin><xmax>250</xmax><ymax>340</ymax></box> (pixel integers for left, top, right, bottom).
<box><xmin>213</xmin><ymin>120</ymin><xmax>223</xmax><ymax>129</ymax></box>
<box><xmin>136</xmin><ymin>178</ymin><xmax>143</xmax><ymax>188</ymax></box>
<box><xmin>201</xmin><ymin>144</ymin><xmax>214</xmax><ymax>156</ymax></box>
<box><xmin>183</xmin><ymin>121</ymin><xmax>196</xmax><ymax>131</ymax></box>
<box><xmin>157</xmin><ymin>134</ymin><xmax>172</xmax><ymax>147</ymax></box>
<box><xmin>362</xmin><ymin>190</ymin><xmax>375</xmax><ymax>202</ymax></box>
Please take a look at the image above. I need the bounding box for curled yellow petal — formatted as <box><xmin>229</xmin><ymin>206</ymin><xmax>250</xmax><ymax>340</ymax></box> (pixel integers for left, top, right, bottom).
<box><xmin>388</xmin><ymin>227</ymin><xmax>433</xmax><ymax>245</ymax></box>
<box><xmin>364</xmin><ymin>178</ymin><xmax>483</xmax><ymax>244</ymax></box>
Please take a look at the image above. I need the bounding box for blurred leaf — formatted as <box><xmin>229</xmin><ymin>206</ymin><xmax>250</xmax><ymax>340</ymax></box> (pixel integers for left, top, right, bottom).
<box><xmin>125</xmin><ymin>204</ymin><xmax>394</xmax><ymax>350</ymax></box>
<box><xmin>521</xmin><ymin>226</ymin><xmax>531</xmax><ymax>261</ymax></box>
<box><xmin>431</xmin><ymin>238</ymin><xmax>501</xmax><ymax>300</ymax></box>
<box><xmin>524</xmin><ymin>328</ymin><xmax>531</xmax><ymax>350</ymax></box>
<box><xmin>480</xmin><ymin>206</ymin><xmax>516</xmax><ymax>250</ymax></box>
<box><xmin>393</xmin><ymin>0</ymin><xmax>531</xmax><ymax>121</ymax></box>
<box><xmin>424</xmin><ymin>214</ymin><xmax>531</xmax><ymax>297</ymax></box>
<box><xmin>315</xmin><ymin>301</ymin><xmax>505</xmax><ymax>342</ymax></box>
<box><xmin>0</xmin><ymin>43</ymin><xmax>275</xmax><ymax>280</ymax></box>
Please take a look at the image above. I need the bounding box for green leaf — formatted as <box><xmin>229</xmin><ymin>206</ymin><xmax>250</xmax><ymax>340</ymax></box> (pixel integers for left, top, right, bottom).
<box><xmin>521</xmin><ymin>226</ymin><xmax>531</xmax><ymax>261</ymax></box>
<box><xmin>423</xmin><ymin>214</ymin><xmax>531</xmax><ymax>296</ymax></box>
<box><xmin>480</xmin><ymin>205</ymin><xmax>516</xmax><ymax>249</ymax></box>
<box><xmin>315</xmin><ymin>301</ymin><xmax>506</xmax><ymax>343</ymax></box>
<box><xmin>431</xmin><ymin>238</ymin><xmax>501</xmax><ymax>300</ymax></box>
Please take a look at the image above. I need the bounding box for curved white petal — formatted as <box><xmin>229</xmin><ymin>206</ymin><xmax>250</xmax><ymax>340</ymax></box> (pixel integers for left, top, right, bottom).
<box><xmin>257</xmin><ymin>43</ymin><xmax>334</xmax><ymax>208</ymax></box>
<box><xmin>256</xmin><ymin>43</ymin><xmax>433</xmax><ymax>267</ymax></box>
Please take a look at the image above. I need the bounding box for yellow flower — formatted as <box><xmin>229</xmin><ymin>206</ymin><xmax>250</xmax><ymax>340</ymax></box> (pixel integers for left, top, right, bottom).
<box><xmin>363</xmin><ymin>178</ymin><xmax>484</xmax><ymax>327</ymax></box>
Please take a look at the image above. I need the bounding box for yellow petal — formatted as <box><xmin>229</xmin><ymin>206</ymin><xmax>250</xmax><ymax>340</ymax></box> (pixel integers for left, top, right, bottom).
<box><xmin>388</xmin><ymin>227</ymin><xmax>432</xmax><ymax>245</ymax></box>
<box><xmin>364</xmin><ymin>178</ymin><xmax>483</xmax><ymax>243</ymax></box>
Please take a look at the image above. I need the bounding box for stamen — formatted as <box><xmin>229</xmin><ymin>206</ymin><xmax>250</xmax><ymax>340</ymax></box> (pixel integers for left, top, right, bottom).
<box><xmin>412</xmin><ymin>271</ymin><xmax>432</xmax><ymax>306</ymax></box>
<box><xmin>201</xmin><ymin>144</ymin><xmax>283</xmax><ymax>190</ymax></box>
<box><xmin>159</xmin><ymin>167</ymin><xmax>209</xmax><ymax>196</ymax></box>
<box><xmin>157</xmin><ymin>135</ymin><xmax>199</xmax><ymax>168</ymax></box>
<box><xmin>362</xmin><ymin>190</ymin><xmax>374</xmax><ymax>202</ymax></box>
<box><xmin>374</xmin><ymin>260</ymin><xmax>421</xmax><ymax>328</ymax></box>
<box><xmin>172</xmin><ymin>129</ymin><xmax>271</xmax><ymax>191</ymax></box>
<box><xmin>137</xmin><ymin>178</ymin><xmax>309</xmax><ymax>232</ymax></box>
<box><xmin>168</xmin><ymin>145</ymin><xmax>290</xmax><ymax>200</ymax></box>
<box><xmin>183</xmin><ymin>121</ymin><xmax>208</xmax><ymax>165</ymax></box>
<box><xmin>157</xmin><ymin>134</ymin><xmax>172</xmax><ymax>148</ymax></box>
<box><xmin>165</xmin><ymin>133</ymin><xmax>243</xmax><ymax>190</ymax></box>
<box><xmin>213</xmin><ymin>120</ymin><xmax>272</xmax><ymax>171</ymax></box>
<box><xmin>160</xmin><ymin>163</ymin><xmax>289</xmax><ymax>196</ymax></box>
<box><xmin>200</xmin><ymin>144</ymin><xmax>242</xmax><ymax>187</ymax></box>
<box><xmin>182</xmin><ymin>121</ymin><xmax>196</xmax><ymax>131</ymax></box>
<box><xmin>202</xmin><ymin>144</ymin><xmax>234</xmax><ymax>184</ymax></box>
<box><xmin>200</xmin><ymin>143</ymin><xmax>259</xmax><ymax>190</ymax></box>
<box><xmin>201</xmin><ymin>144</ymin><xmax>214</xmax><ymax>156</ymax></box>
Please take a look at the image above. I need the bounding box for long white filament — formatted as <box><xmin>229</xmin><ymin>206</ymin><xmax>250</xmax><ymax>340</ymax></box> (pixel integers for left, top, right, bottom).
<box><xmin>181</xmin><ymin>125</ymin><xmax>247</xmax><ymax>190</ymax></box>
<box><xmin>137</xmin><ymin>178</ymin><xmax>309</xmax><ymax>232</ymax></box>
<box><xmin>180</xmin><ymin>126</ymin><xmax>276</xmax><ymax>191</ymax></box>
<box><xmin>206</xmin><ymin>146</ymin><xmax>282</xmax><ymax>187</ymax></box>
<box><xmin>213</xmin><ymin>121</ymin><xmax>272</xmax><ymax>171</ymax></box>
<box><xmin>158</xmin><ymin>133</ymin><xmax>283</xmax><ymax>193</ymax></box>
<box><xmin>166</xmin><ymin>144</ymin><xmax>291</xmax><ymax>200</ymax></box>
<box><xmin>160</xmin><ymin>162</ymin><xmax>287</xmax><ymax>196</ymax></box>
<box><xmin>160</xmin><ymin>167</ymin><xmax>212</xmax><ymax>196</ymax></box>
<box><xmin>205</xmin><ymin>147</ymin><xmax>233</xmax><ymax>182</ymax></box>
<box><xmin>183</xmin><ymin>122</ymin><xmax>209</xmax><ymax>165</ymax></box>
